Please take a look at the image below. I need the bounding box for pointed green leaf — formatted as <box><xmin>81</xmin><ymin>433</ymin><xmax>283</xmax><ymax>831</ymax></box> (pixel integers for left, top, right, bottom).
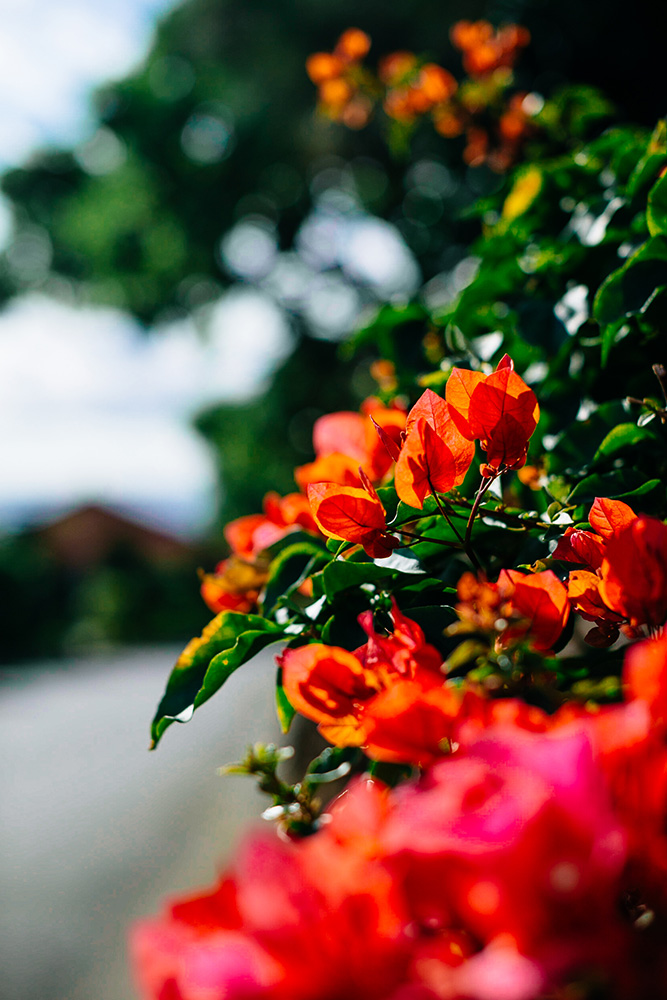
<box><xmin>593</xmin><ymin>422</ymin><xmax>657</xmax><ymax>462</ymax></box>
<box><xmin>647</xmin><ymin>171</ymin><xmax>667</xmax><ymax>236</ymax></box>
<box><xmin>261</xmin><ymin>540</ymin><xmax>328</xmax><ymax>616</ymax></box>
<box><xmin>314</xmin><ymin>559</ymin><xmax>397</xmax><ymax>601</ymax></box>
<box><xmin>150</xmin><ymin>612</ymin><xmax>288</xmax><ymax>748</ymax></box>
<box><xmin>275</xmin><ymin>667</ymin><xmax>295</xmax><ymax>733</ymax></box>
<box><xmin>594</xmin><ymin>236</ymin><xmax>667</xmax><ymax>327</ymax></box>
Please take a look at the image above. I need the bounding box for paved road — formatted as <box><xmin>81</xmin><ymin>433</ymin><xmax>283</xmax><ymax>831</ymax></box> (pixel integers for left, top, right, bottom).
<box><xmin>0</xmin><ymin>645</ymin><xmax>286</xmax><ymax>1000</ymax></box>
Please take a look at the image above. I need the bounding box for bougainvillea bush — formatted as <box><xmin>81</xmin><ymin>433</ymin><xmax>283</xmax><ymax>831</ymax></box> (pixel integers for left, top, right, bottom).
<box><xmin>131</xmin><ymin>24</ymin><xmax>667</xmax><ymax>1000</ymax></box>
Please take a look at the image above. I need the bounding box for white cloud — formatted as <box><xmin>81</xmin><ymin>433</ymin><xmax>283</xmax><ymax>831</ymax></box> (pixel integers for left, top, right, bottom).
<box><xmin>0</xmin><ymin>292</ymin><xmax>292</xmax><ymax>533</ymax></box>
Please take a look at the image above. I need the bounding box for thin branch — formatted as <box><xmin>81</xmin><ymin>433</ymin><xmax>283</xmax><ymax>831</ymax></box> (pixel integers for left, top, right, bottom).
<box><xmin>427</xmin><ymin>476</ymin><xmax>465</xmax><ymax>544</ymax></box>
<box><xmin>465</xmin><ymin>475</ymin><xmax>496</xmax><ymax>552</ymax></box>
<box><xmin>399</xmin><ymin>528</ymin><xmax>463</xmax><ymax>549</ymax></box>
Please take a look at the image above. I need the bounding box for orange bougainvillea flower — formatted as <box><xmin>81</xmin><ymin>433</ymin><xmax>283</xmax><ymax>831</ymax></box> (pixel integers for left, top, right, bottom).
<box><xmin>394</xmin><ymin>388</ymin><xmax>475</xmax><ymax>508</ymax></box>
<box><xmin>280</xmin><ymin>605</ymin><xmax>446</xmax><ymax>760</ymax></box>
<box><xmin>497</xmin><ymin>568</ymin><xmax>570</xmax><ymax>652</ymax></box>
<box><xmin>455</xmin><ymin>568</ymin><xmax>569</xmax><ymax>653</ymax></box>
<box><xmin>199</xmin><ymin>556</ymin><xmax>268</xmax><ymax>615</ymax></box>
<box><xmin>557</xmin><ymin>498</ymin><xmax>667</xmax><ymax>640</ymax></box>
<box><xmin>307</xmin><ymin>471</ymin><xmax>398</xmax><ymax>559</ymax></box>
<box><xmin>599</xmin><ymin>516</ymin><xmax>667</xmax><ymax>629</ymax></box>
<box><xmin>362</xmin><ymin>680</ymin><xmax>463</xmax><ymax>767</ymax></box>
<box><xmin>445</xmin><ymin>354</ymin><xmax>539</xmax><ymax>471</ymax></box>
<box><xmin>295</xmin><ymin>452</ymin><xmax>363</xmax><ymax>491</ymax></box>
<box><xmin>280</xmin><ymin>643</ymin><xmax>382</xmax><ymax>746</ymax></box>
<box><xmin>297</xmin><ymin>399</ymin><xmax>407</xmax><ymax>489</ymax></box>
<box><xmin>567</xmin><ymin>568</ymin><xmax>624</xmax><ymax>649</ymax></box>
<box><xmin>305</xmin><ymin>52</ymin><xmax>344</xmax><ymax>84</ymax></box>
<box><xmin>334</xmin><ymin>27</ymin><xmax>371</xmax><ymax>63</ymax></box>
<box><xmin>307</xmin><ymin>29</ymin><xmax>373</xmax><ymax>128</ymax></box>
<box><xmin>378</xmin><ymin>51</ymin><xmax>418</xmax><ymax>85</ymax></box>
<box><xmin>450</xmin><ymin>20</ymin><xmax>530</xmax><ymax>78</ymax></box>
<box><xmin>383</xmin><ymin>61</ymin><xmax>457</xmax><ymax>122</ymax></box>
<box><xmin>588</xmin><ymin>496</ymin><xmax>637</xmax><ymax>539</ymax></box>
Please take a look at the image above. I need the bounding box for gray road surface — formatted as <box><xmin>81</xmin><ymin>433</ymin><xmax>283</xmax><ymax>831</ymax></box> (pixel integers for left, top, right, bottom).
<box><xmin>0</xmin><ymin>645</ymin><xmax>286</xmax><ymax>1000</ymax></box>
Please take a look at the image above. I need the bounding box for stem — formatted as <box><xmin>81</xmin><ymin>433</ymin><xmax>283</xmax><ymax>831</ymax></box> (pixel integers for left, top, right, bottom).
<box><xmin>428</xmin><ymin>477</ymin><xmax>466</xmax><ymax>544</ymax></box>
<box><xmin>465</xmin><ymin>475</ymin><xmax>496</xmax><ymax>553</ymax></box>
<box><xmin>454</xmin><ymin>493</ymin><xmax>550</xmax><ymax>531</ymax></box>
<box><xmin>399</xmin><ymin>528</ymin><xmax>463</xmax><ymax>549</ymax></box>
<box><xmin>653</xmin><ymin>363</ymin><xmax>667</xmax><ymax>407</ymax></box>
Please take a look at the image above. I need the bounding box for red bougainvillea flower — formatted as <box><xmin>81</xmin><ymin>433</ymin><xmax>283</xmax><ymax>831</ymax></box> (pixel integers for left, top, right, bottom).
<box><xmin>624</xmin><ymin>633</ymin><xmax>667</xmax><ymax>729</ymax></box>
<box><xmin>280</xmin><ymin>603</ymin><xmax>445</xmax><ymax>759</ymax></box>
<box><xmin>134</xmin><ymin>718</ymin><xmax>667</xmax><ymax>1000</ymax></box>
<box><xmin>598</xmin><ymin>515</ymin><xmax>667</xmax><ymax>629</ymax></box>
<box><xmin>356</xmin><ymin>600</ymin><xmax>443</xmax><ymax>678</ymax></box>
<box><xmin>445</xmin><ymin>354</ymin><xmax>539</xmax><ymax>471</ymax></box>
<box><xmin>133</xmin><ymin>820</ymin><xmax>410</xmax><ymax>1000</ymax></box>
<box><xmin>225</xmin><ymin>491</ymin><xmax>319</xmax><ymax>561</ymax></box>
<box><xmin>307</xmin><ymin>471</ymin><xmax>398</xmax><ymax>559</ymax></box>
<box><xmin>394</xmin><ymin>388</ymin><xmax>475</xmax><ymax>508</ymax></box>
<box><xmin>497</xmin><ymin>568</ymin><xmax>570</xmax><ymax>652</ymax></box>
<box><xmin>552</xmin><ymin>528</ymin><xmax>606</xmax><ymax>570</ymax></box>
<box><xmin>383</xmin><ymin>726</ymin><xmax>629</xmax><ymax>992</ymax></box>
<box><xmin>557</xmin><ymin>497</ymin><xmax>667</xmax><ymax>639</ymax></box>
<box><xmin>606</xmin><ymin>638</ymin><xmax>667</xmax><ymax>893</ymax></box>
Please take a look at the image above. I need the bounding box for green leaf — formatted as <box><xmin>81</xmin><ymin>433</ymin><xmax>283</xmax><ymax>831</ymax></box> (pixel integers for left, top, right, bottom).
<box><xmin>568</xmin><ymin>470</ymin><xmax>664</xmax><ymax>507</ymax></box>
<box><xmin>314</xmin><ymin>559</ymin><xmax>396</xmax><ymax>601</ymax></box>
<box><xmin>600</xmin><ymin>319</ymin><xmax>631</xmax><ymax>367</ymax></box>
<box><xmin>275</xmin><ymin>667</ymin><xmax>295</xmax><ymax>734</ymax></box>
<box><xmin>593</xmin><ymin>422</ymin><xmax>656</xmax><ymax>462</ymax></box>
<box><xmin>647</xmin><ymin>171</ymin><xmax>667</xmax><ymax>236</ymax></box>
<box><xmin>150</xmin><ymin>612</ymin><xmax>288</xmax><ymax>748</ymax></box>
<box><xmin>367</xmin><ymin>760</ymin><xmax>414</xmax><ymax>785</ymax></box>
<box><xmin>626</xmin><ymin>120</ymin><xmax>667</xmax><ymax>196</ymax></box>
<box><xmin>594</xmin><ymin>236</ymin><xmax>667</xmax><ymax>327</ymax></box>
<box><xmin>261</xmin><ymin>540</ymin><xmax>328</xmax><ymax>616</ymax></box>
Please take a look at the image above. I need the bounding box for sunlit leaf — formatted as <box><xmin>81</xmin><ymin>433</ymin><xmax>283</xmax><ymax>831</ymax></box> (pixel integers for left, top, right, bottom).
<box><xmin>151</xmin><ymin>612</ymin><xmax>288</xmax><ymax>748</ymax></box>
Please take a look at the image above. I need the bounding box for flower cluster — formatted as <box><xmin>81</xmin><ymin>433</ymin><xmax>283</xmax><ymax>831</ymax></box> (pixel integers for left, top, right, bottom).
<box><xmin>306</xmin><ymin>24</ymin><xmax>538</xmax><ymax>170</ymax></box>
<box><xmin>133</xmin><ymin>636</ymin><xmax>667</xmax><ymax>999</ymax></box>
<box><xmin>554</xmin><ymin>497</ymin><xmax>667</xmax><ymax>646</ymax></box>
<box><xmin>308</xmin><ymin>356</ymin><xmax>538</xmax><ymax>558</ymax></box>
<box><xmin>306</xmin><ymin>28</ymin><xmax>373</xmax><ymax>129</ymax></box>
